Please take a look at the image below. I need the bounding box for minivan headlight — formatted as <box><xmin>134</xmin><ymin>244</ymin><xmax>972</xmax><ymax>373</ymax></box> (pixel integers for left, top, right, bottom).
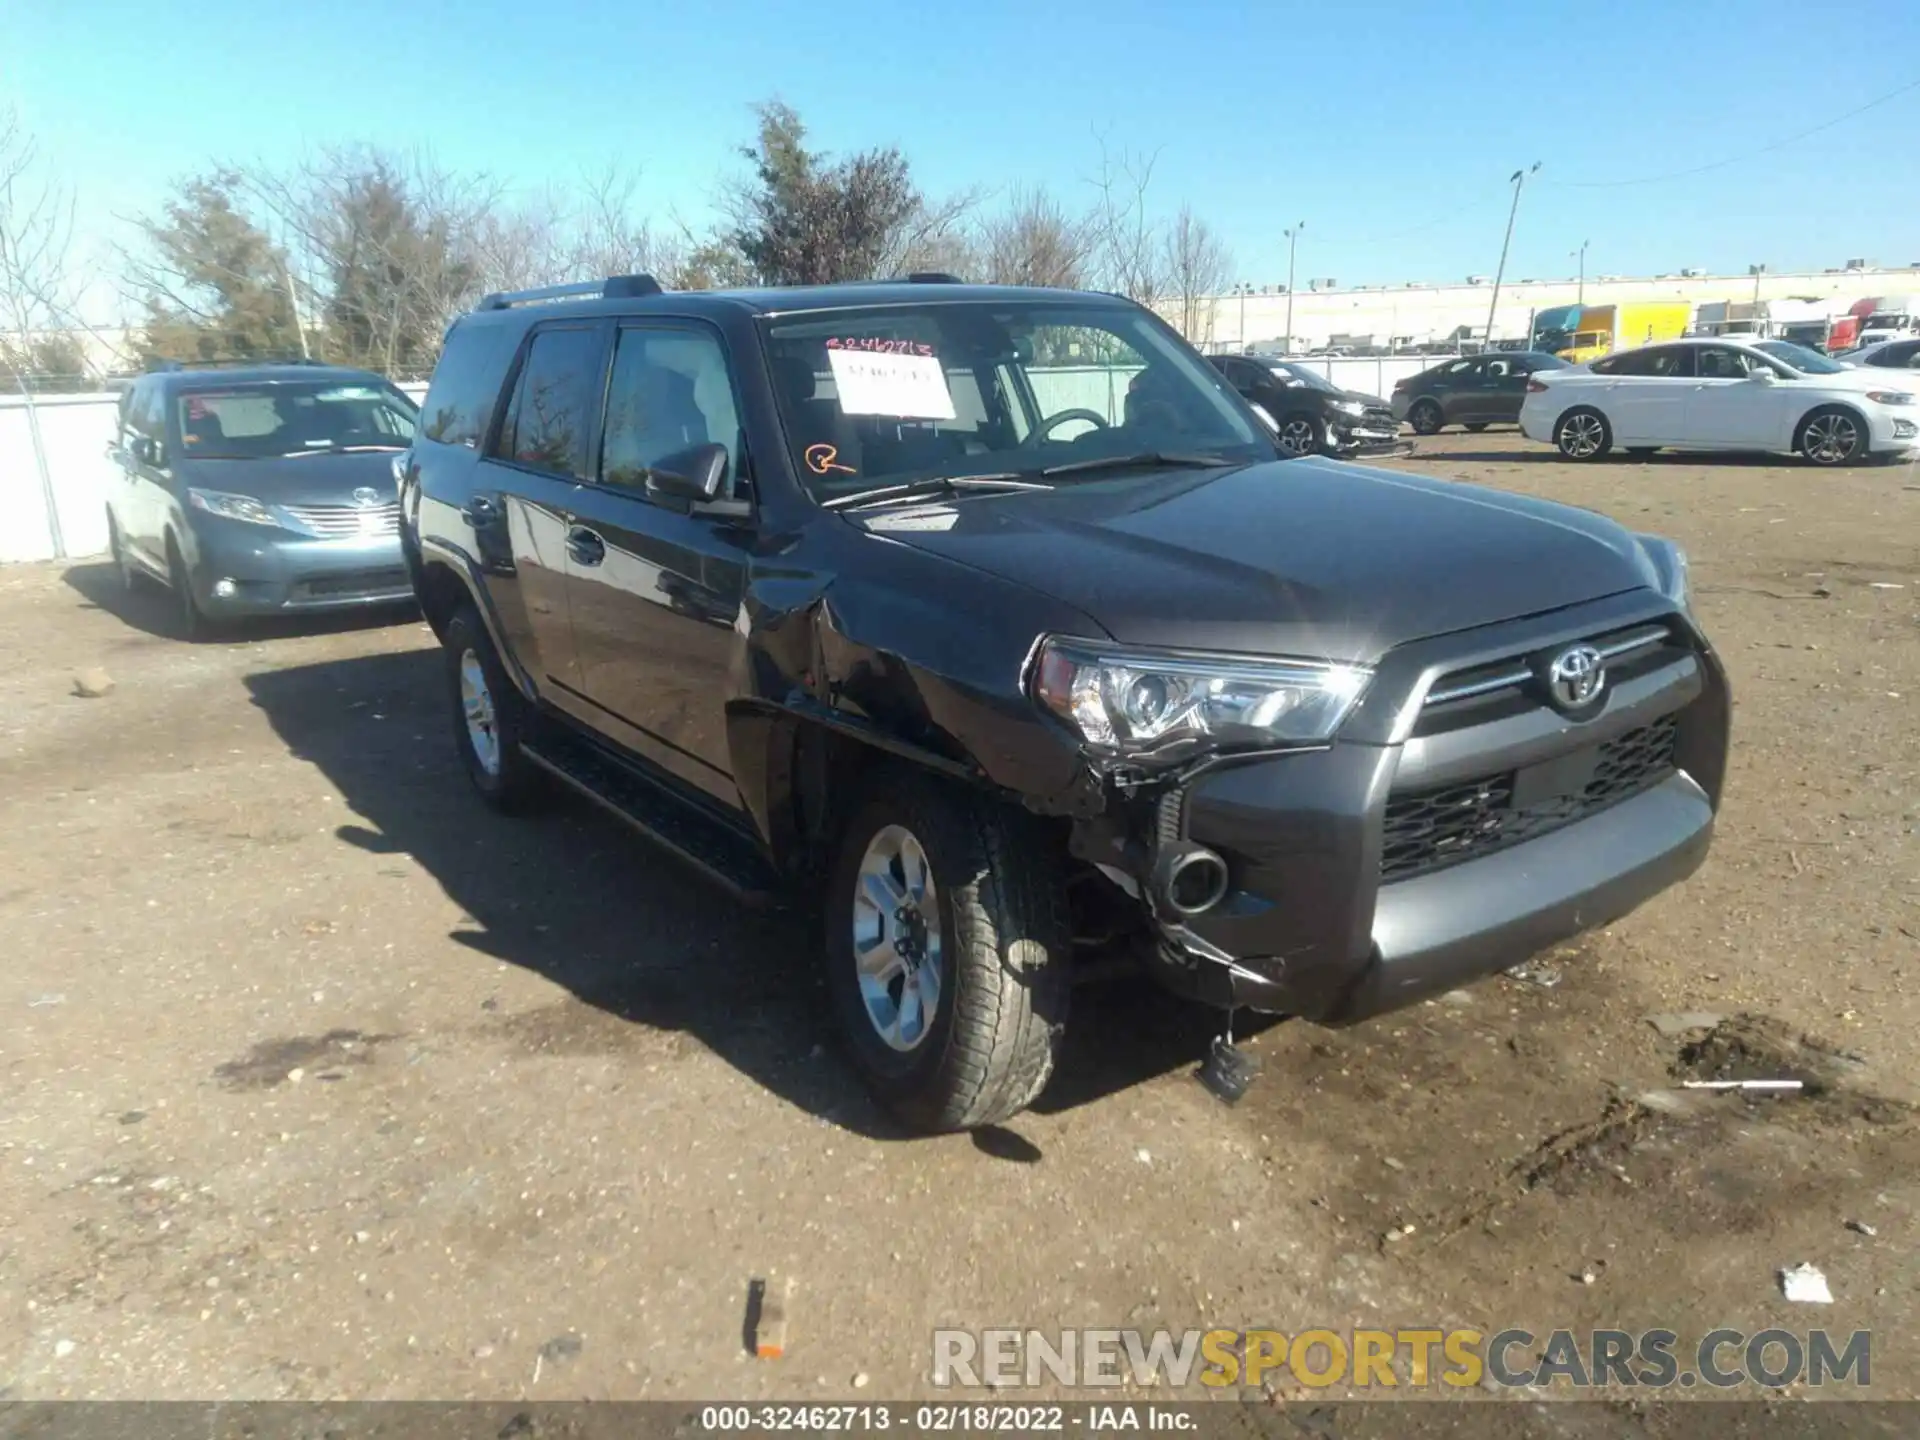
<box><xmin>1634</xmin><ymin>533</ymin><xmax>1690</xmax><ymax>611</ymax></box>
<box><xmin>1031</xmin><ymin>637</ymin><xmax>1371</xmax><ymax>756</ymax></box>
<box><xmin>188</xmin><ymin>488</ymin><xmax>280</xmax><ymax>527</ymax></box>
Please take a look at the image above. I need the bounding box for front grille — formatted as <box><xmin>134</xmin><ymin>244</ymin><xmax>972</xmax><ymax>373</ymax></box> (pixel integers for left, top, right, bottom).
<box><xmin>1380</xmin><ymin>715</ymin><xmax>1679</xmax><ymax>882</ymax></box>
<box><xmin>1414</xmin><ymin>621</ymin><xmax>1681</xmax><ymax>736</ymax></box>
<box><xmin>283</xmin><ymin>502</ymin><xmax>400</xmax><ymax>539</ymax></box>
<box><xmin>292</xmin><ymin>567</ymin><xmax>411</xmax><ymax>600</ymax></box>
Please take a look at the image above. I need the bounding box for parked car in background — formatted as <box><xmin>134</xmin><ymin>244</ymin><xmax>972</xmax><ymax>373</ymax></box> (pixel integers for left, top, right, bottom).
<box><xmin>1208</xmin><ymin>355</ymin><xmax>1404</xmax><ymax>457</ymax></box>
<box><xmin>1855</xmin><ymin>294</ymin><xmax>1920</xmax><ymax>349</ymax></box>
<box><xmin>1519</xmin><ymin>338</ymin><xmax>1920</xmax><ymax>467</ymax></box>
<box><xmin>1842</xmin><ymin>337</ymin><xmax>1920</xmax><ymax>373</ymax></box>
<box><xmin>402</xmin><ymin>272</ymin><xmax>1725</xmax><ymax>1133</ymax></box>
<box><xmin>107</xmin><ymin>361</ymin><xmax>419</xmax><ymax>638</ymax></box>
<box><xmin>1391</xmin><ymin>352</ymin><xmax>1570</xmax><ymax>435</ymax></box>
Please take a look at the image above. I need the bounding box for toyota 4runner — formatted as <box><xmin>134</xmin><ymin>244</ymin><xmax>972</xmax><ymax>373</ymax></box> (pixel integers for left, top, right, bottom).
<box><xmin>400</xmin><ymin>273</ymin><xmax>1730</xmax><ymax>1133</ymax></box>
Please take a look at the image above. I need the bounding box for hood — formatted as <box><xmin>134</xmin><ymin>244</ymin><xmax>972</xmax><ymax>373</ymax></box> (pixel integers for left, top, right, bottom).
<box><xmin>173</xmin><ymin>451</ymin><xmax>402</xmax><ymax>506</ymax></box>
<box><xmin>851</xmin><ymin>460</ymin><xmax>1658</xmax><ymax>660</ymax></box>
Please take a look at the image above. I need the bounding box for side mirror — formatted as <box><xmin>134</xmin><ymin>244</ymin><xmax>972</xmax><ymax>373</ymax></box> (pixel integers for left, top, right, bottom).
<box><xmin>645</xmin><ymin>442</ymin><xmax>729</xmax><ymax>509</ymax></box>
<box><xmin>1747</xmin><ymin>367</ymin><xmax>1775</xmax><ymax>383</ymax></box>
<box><xmin>130</xmin><ymin>436</ymin><xmax>164</xmax><ymax>466</ymax></box>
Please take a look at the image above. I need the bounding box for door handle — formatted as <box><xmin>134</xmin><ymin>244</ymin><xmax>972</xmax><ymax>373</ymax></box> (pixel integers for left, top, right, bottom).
<box><xmin>566</xmin><ymin>526</ymin><xmax>606</xmax><ymax>567</ymax></box>
<box><xmin>461</xmin><ymin>496</ymin><xmax>501</xmax><ymax>527</ymax></box>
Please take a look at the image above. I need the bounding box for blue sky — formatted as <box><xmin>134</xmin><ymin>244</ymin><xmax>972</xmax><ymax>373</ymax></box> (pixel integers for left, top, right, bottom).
<box><xmin>7</xmin><ymin>0</ymin><xmax>1919</xmax><ymax>318</ymax></box>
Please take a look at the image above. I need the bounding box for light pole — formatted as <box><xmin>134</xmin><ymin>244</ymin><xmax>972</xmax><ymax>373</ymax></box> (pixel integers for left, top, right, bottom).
<box><xmin>1232</xmin><ymin>282</ymin><xmax>1252</xmax><ymax>350</ymax></box>
<box><xmin>1573</xmin><ymin>239</ymin><xmax>1588</xmax><ymax>305</ymax></box>
<box><xmin>1485</xmin><ymin>163</ymin><xmax>1540</xmax><ymax>347</ymax></box>
<box><xmin>1283</xmin><ymin>222</ymin><xmax>1305</xmax><ymax>354</ymax></box>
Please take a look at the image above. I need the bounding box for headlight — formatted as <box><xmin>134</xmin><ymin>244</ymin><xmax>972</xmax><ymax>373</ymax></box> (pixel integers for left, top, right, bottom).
<box><xmin>1331</xmin><ymin>399</ymin><xmax>1367</xmax><ymax>417</ymax></box>
<box><xmin>1866</xmin><ymin>390</ymin><xmax>1912</xmax><ymax>405</ymax></box>
<box><xmin>188</xmin><ymin>488</ymin><xmax>280</xmax><ymax>527</ymax></box>
<box><xmin>1633</xmin><ymin>533</ymin><xmax>1690</xmax><ymax>611</ymax></box>
<box><xmin>1031</xmin><ymin>637</ymin><xmax>1371</xmax><ymax>757</ymax></box>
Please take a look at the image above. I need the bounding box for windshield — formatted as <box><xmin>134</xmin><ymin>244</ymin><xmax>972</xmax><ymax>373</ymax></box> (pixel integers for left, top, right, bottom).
<box><xmin>1754</xmin><ymin>340</ymin><xmax>1845</xmax><ymax>375</ymax></box>
<box><xmin>761</xmin><ymin>301</ymin><xmax>1267</xmax><ymax>502</ymax></box>
<box><xmin>176</xmin><ymin>381</ymin><xmax>418</xmax><ymax>459</ymax></box>
<box><xmin>1268</xmin><ymin>362</ymin><xmax>1340</xmax><ymax>392</ymax></box>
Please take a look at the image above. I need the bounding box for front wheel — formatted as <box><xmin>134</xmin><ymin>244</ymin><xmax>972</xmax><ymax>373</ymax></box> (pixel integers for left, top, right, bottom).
<box><xmin>1555</xmin><ymin>407</ymin><xmax>1612</xmax><ymax>461</ymax></box>
<box><xmin>1408</xmin><ymin>399</ymin><xmax>1444</xmax><ymax>436</ymax></box>
<box><xmin>1275</xmin><ymin>412</ymin><xmax>1322</xmax><ymax>457</ymax></box>
<box><xmin>164</xmin><ymin>535</ymin><xmax>213</xmax><ymax>641</ymax></box>
<box><xmin>825</xmin><ymin>773</ymin><xmax>1071</xmax><ymax>1132</ymax></box>
<box><xmin>1797</xmin><ymin>406</ymin><xmax>1865</xmax><ymax>466</ymax></box>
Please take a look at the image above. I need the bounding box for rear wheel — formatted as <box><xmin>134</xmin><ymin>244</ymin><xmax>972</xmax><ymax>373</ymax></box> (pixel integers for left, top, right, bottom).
<box><xmin>1555</xmin><ymin>407</ymin><xmax>1612</xmax><ymax>461</ymax></box>
<box><xmin>1408</xmin><ymin>399</ymin><xmax>1444</xmax><ymax>435</ymax></box>
<box><xmin>1796</xmin><ymin>406</ymin><xmax>1865</xmax><ymax>466</ymax></box>
<box><xmin>443</xmin><ymin>606</ymin><xmax>544</xmax><ymax>812</ymax></box>
<box><xmin>1276</xmin><ymin>412</ymin><xmax>1322</xmax><ymax>457</ymax></box>
<box><xmin>825</xmin><ymin>771</ymin><xmax>1071</xmax><ymax>1133</ymax></box>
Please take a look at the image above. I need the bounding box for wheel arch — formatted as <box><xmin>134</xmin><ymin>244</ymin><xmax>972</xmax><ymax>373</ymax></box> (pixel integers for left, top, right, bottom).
<box><xmin>414</xmin><ymin>538</ymin><xmax>538</xmax><ymax>701</ymax></box>
<box><xmin>1795</xmin><ymin>400</ymin><xmax>1870</xmax><ymax>458</ymax></box>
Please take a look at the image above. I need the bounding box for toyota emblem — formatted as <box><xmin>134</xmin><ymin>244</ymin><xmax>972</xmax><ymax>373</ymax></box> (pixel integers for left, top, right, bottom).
<box><xmin>1545</xmin><ymin>644</ymin><xmax>1606</xmax><ymax>711</ymax></box>
<box><xmin>352</xmin><ymin>487</ymin><xmax>384</xmax><ymax>508</ymax></box>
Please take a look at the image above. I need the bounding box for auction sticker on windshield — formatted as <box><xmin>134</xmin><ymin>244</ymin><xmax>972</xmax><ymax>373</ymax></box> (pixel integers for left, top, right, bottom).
<box><xmin>826</xmin><ymin>348</ymin><xmax>956</xmax><ymax>420</ymax></box>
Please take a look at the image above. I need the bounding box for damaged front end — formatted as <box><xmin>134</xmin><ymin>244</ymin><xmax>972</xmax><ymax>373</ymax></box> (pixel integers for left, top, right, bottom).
<box><xmin>1026</xmin><ymin>635</ymin><xmax>1375</xmax><ymax>1017</ymax></box>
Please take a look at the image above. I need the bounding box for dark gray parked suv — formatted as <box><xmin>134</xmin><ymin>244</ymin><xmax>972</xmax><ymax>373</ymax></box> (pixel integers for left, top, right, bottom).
<box><xmin>107</xmin><ymin>361</ymin><xmax>420</xmax><ymax>637</ymax></box>
<box><xmin>401</xmin><ymin>273</ymin><xmax>1731</xmax><ymax>1133</ymax></box>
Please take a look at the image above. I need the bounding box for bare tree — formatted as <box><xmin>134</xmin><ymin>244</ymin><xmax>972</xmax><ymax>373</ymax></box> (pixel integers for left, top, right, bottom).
<box><xmin>879</xmin><ymin>187</ymin><xmax>983</xmax><ymax>279</ymax></box>
<box><xmin>980</xmin><ymin>186</ymin><xmax>1094</xmax><ymax>289</ymax></box>
<box><xmin>0</xmin><ymin>105</ymin><xmax>86</xmax><ymax>389</ymax></box>
<box><xmin>1086</xmin><ymin>139</ymin><xmax>1167</xmax><ymax>306</ymax></box>
<box><xmin>1163</xmin><ymin>205</ymin><xmax>1232</xmax><ymax>342</ymax></box>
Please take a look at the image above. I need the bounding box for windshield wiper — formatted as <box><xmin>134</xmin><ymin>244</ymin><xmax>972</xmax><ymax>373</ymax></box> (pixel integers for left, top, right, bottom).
<box><xmin>282</xmin><ymin>443</ymin><xmax>408</xmax><ymax>458</ymax></box>
<box><xmin>821</xmin><ymin>474</ymin><xmax>1052</xmax><ymax>511</ymax></box>
<box><xmin>1039</xmin><ymin>451</ymin><xmax>1242</xmax><ymax>478</ymax></box>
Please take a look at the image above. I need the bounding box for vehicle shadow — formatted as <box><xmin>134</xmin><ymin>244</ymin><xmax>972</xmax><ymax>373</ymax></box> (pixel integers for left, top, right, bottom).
<box><xmin>62</xmin><ymin>561</ymin><xmax>417</xmax><ymax>646</ymax></box>
<box><xmin>245</xmin><ymin>647</ymin><xmax>1229</xmax><ymax>1142</ymax></box>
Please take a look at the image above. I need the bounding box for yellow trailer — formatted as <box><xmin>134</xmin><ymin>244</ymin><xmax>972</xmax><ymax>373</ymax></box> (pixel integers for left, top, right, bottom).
<box><xmin>1560</xmin><ymin>301</ymin><xmax>1693</xmax><ymax>362</ymax></box>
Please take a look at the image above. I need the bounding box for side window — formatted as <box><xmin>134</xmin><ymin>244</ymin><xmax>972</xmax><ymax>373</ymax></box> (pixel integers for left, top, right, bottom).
<box><xmin>1440</xmin><ymin>358</ymin><xmax>1475</xmax><ymax>378</ymax></box>
<box><xmin>1484</xmin><ymin>358</ymin><xmax>1512</xmax><ymax>378</ymax></box>
<box><xmin>1696</xmin><ymin>347</ymin><xmax>1745</xmax><ymax>379</ymax></box>
<box><xmin>600</xmin><ymin>325</ymin><xmax>743</xmax><ymax>495</ymax></box>
<box><xmin>421</xmin><ymin>319</ymin><xmax>519</xmax><ymax>448</ymax></box>
<box><xmin>495</xmin><ymin>326</ymin><xmax>605</xmax><ymax>480</ymax></box>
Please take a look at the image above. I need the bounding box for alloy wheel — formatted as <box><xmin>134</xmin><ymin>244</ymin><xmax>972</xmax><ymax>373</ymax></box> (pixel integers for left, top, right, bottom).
<box><xmin>850</xmin><ymin>824</ymin><xmax>944</xmax><ymax>1053</ymax></box>
<box><xmin>459</xmin><ymin>648</ymin><xmax>501</xmax><ymax>776</ymax></box>
<box><xmin>1803</xmin><ymin>412</ymin><xmax>1859</xmax><ymax>465</ymax></box>
<box><xmin>1278</xmin><ymin>417</ymin><xmax>1319</xmax><ymax>456</ymax></box>
<box><xmin>1560</xmin><ymin>413</ymin><xmax>1606</xmax><ymax>458</ymax></box>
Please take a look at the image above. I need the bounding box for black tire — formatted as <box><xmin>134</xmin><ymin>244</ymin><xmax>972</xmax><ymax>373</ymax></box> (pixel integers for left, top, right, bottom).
<box><xmin>1554</xmin><ymin>406</ymin><xmax>1613</xmax><ymax>461</ymax></box>
<box><xmin>1464</xmin><ymin>422</ymin><xmax>1489</xmax><ymax>433</ymax></box>
<box><xmin>443</xmin><ymin>606</ymin><xmax>545</xmax><ymax>812</ymax></box>
<box><xmin>164</xmin><ymin>534</ymin><xmax>212</xmax><ymax>641</ymax></box>
<box><xmin>1796</xmin><ymin>405</ymin><xmax>1867</xmax><ymax>467</ymax></box>
<box><xmin>824</xmin><ymin>770</ymin><xmax>1071</xmax><ymax>1133</ymax></box>
<box><xmin>1408</xmin><ymin>399</ymin><xmax>1444</xmax><ymax>436</ymax></box>
<box><xmin>1275</xmin><ymin>412</ymin><xmax>1322</xmax><ymax>457</ymax></box>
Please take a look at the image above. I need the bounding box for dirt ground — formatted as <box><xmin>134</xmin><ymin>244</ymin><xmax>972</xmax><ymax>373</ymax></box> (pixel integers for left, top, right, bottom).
<box><xmin>1</xmin><ymin>432</ymin><xmax>1916</xmax><ymax>1417</ymax></box>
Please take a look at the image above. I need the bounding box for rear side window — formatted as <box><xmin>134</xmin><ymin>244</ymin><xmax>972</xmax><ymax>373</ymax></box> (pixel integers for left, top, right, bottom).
<box><xmin>495</xmin><ymin>326</ymin><xmax>606</xmax><ymax>479</ymax></box>
<box><xmin>1593</xmin><ymin>347</ymin><xmax>1692</xmax><ymax>377</ymax></box>
<box><xmin>421</xmin><ymin>319</ymin><xmax>519</xmax><ymax>448</ymax></box>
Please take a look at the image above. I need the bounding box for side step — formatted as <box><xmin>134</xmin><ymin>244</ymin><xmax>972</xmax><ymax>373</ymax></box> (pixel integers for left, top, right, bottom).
<box><xmin>521</xmin><ymin>729</ymin><xmax>782</xmax><ymax>906</ymax></box>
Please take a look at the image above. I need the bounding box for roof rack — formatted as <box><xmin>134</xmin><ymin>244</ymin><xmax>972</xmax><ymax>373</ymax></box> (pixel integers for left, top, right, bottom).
<box><xmin>478</xmin><ymin>274</ymin><xmax>664</xmax><ymax>310</ymax></box>
<box><xmin>146</xmin><ymin>356</ymin><xmax>328</xmax><ymax>373</ymax></box>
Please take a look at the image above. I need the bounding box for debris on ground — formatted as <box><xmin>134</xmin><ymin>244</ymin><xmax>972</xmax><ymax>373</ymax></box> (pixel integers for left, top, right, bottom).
<box><xmin>1780</xmin><ymin>1263</ymin><xmax>1834</xmax><ymax>1304</ymax></box>
<box><xmin>71</xmin><ymin>667</ymin><xmax>114</xmax><ymax>698</ymax></box>
<box><xmin>852</xmin><ymin>1372</ymin><xmax>871</xmax><ymax>1389</ymax></box>
<box><xmin>750</xmin><ymin>1277</ymin><xmax>792</xmax><ymax>1359</ymax></box>
<box><xmin>53</xmin><ymin>1339</ymin><xmax>75</xmax><ymax>1359</ymax></box>
<box><xmin>1682</xmin><ymin>1079</ymin><xmax>1804</xmax><ymax>1091</ymax></box>
<box><xmin>1646</xmin><ymin>1011</ymin><xmax>1725</xmax><ymax>1039</ymax></box>
<box><xmin>1506</xmin><ymin>961</ymin><xmax>1562</xmax><ymax>989</ymax></box>
<box><xmin>1846</xmin><ymin>1220</ymin><xmax>1878</xmax><ymax>1238</ymax></box>
<box><xmin>1672</xmin><ymin>1013</ymin><xmax>1866</xmax><ymax>1096</ymax></box>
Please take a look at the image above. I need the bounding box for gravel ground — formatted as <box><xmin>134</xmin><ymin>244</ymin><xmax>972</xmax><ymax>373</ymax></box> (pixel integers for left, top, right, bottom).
<box><xmin>1</xmin><ymin>432</ymin><xmax>1916</xmax><ymax>1409</ymax></box>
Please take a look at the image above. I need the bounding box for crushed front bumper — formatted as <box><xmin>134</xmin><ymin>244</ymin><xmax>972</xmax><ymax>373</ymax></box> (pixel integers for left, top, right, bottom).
<box><xmin>1115</xmin><ymin>591</ymin><xmax>1731</xmax><ymax>1024</ymax></box>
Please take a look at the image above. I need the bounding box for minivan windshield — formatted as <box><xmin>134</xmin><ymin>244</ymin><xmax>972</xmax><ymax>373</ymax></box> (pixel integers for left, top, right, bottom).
<box><xmin>761</xmin><ymin>301</ymin><xmax>1268</xmax><ymax>503</ymax></box>
<box><xmin>176</xmin><ymin>381</ymin><xmax>418</xmax><ymax>459</ymax></box>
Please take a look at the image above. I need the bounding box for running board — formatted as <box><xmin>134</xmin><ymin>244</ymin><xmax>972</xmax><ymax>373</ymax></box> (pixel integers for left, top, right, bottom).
<box><xmin>521</xmin><ymin>732</ymin><xmax>781</xmax><ymax>906</ymax></box>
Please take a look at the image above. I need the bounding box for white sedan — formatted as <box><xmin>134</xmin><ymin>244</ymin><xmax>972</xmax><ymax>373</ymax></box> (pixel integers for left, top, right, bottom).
<box><xmin>1519</xmin><ymin>338</ymin><xmax>1920</xmax><ymax>466</ymax></box>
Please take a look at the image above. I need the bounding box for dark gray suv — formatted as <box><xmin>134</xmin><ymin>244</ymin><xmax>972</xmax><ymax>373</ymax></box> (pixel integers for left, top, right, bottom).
<box><xmin>402</xmin><ymin>273</ymin><xmax>1731</xmax><ymax>1134</ymax></box>
<box><xmin>107</xmin><ymin>361</ymin><xmax>420</xmax><ymax>637</ymax></box>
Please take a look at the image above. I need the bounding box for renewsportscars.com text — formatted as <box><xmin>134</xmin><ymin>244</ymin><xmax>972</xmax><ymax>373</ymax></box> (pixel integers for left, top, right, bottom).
<box><xmin>932</xmin><ymin>1327</ymin><xmax>1871</xmax><ymax>1391</ymax></box>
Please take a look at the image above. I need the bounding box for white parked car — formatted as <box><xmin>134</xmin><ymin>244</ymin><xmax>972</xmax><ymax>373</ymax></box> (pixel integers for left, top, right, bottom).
<box><xmin>1519</xmin><ymin>338</ymin><xmax>1920</xmax><ymax>466</ymax></box>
